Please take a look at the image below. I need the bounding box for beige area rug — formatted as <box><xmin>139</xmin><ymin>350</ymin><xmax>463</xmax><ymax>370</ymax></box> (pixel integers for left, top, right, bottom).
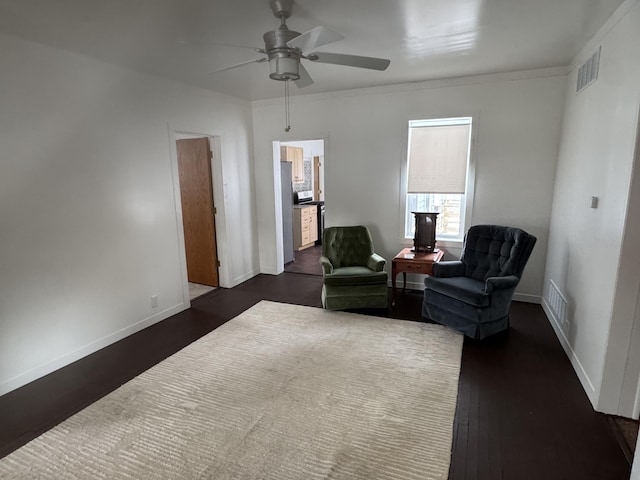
<box><xmin>0</xmin><ymin>301</ymin><xmax>463</xmax><ymax>480</ymax></box>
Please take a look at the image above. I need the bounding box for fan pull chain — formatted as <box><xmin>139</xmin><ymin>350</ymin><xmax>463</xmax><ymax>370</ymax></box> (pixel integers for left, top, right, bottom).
<box><xmin>284</xmin><ymin>80</ymin><xmax>291</xmax><ymax>132</ymax></box>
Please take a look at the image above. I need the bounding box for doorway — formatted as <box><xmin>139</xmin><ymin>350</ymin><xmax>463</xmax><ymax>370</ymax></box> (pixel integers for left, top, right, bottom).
<box><xmin>276</xmin><ymin>138</ymin><xmax>325</xmax><ymax>276</ymax></box>
<box><xmin>175</xmin><ymin>137</ymin><xmax>219</xmax><ymax>296</ymax></box>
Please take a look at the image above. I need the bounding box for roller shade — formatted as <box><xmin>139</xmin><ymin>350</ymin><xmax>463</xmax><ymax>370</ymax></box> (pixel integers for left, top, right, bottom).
<box><xmin>407</xmin><ymin>123</ymin><xmax>471</xmax><ymax>194</ymax></box>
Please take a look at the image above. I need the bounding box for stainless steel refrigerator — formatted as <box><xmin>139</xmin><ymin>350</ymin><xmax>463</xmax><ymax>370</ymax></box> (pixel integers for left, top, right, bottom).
<box><xmin>281</xmin><ymin>162</ymin><xmax>294</xmax><ymax>265</ymax></box>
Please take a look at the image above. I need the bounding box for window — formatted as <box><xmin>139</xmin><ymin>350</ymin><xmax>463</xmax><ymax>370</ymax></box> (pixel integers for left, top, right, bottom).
<box><xmin>405</xmin><ymin>117</ymin><xmax>472</xmax><ymax>242</ymax></box>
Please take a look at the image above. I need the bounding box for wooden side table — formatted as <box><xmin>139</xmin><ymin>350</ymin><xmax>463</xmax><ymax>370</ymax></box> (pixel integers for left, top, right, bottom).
<box><xmin>391</xmin><ymin>248</ymin><xmax>444</xmax><ymax>306</ymax></box>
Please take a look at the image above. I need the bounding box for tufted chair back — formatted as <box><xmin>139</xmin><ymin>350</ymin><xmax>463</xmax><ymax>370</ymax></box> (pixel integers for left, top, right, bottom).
<box><xmin>322</xmin><ymin>226</ymin><xmax>375</xmax><ymax>268</ymax></box>
<box><xmin>461</xmin><ymin>225</ymin><xmax>537</xmax><ymax>282</ymax></box>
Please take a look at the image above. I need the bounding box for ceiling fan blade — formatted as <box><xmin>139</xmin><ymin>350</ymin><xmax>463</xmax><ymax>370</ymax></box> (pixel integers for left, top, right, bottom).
<box><xmin>294</xmin><ymin>63</ymin><xmax>314</xmax><ymax>88</ymax></box>
<box><xmin>209</xmin><ymin>57</ymin><xmax>266</xmax><ymax>74</ymax></box>
<box><xmin>287</xmin><ymin>26</ymin><xmax>344</xmax><ymax>52</ymax></box>
<box><xmin>308</xmin><ymin>52</ymin><xmax>390</xmax><ymax>71</ymax></box>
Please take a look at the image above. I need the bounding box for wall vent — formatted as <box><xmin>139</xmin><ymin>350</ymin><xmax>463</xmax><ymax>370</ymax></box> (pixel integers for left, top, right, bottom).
<box><xmin>576</xmin><ymin>46</ymin><xmax>601</xmax><ymax>93</ymax></box>
<box><xmin>548</xmin><ymin>280</ymin><xmax>568</xmax><ymax>326</ymax></box>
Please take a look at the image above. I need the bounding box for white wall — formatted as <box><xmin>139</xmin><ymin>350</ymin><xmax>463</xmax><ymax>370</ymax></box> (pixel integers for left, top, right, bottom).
<box><xmin>542</xmin><ymin>0</ymin><xmax>640</xmax><ymax>413</ymax></box>
<box><xmin>0</xmin><ymin>33</ymin><xmax>259</xmax><ymax>395</ymax></box>
<box><xmin>252</xmin><ymin>70</ymin><xmax>567</xmax><ymax>300</ymax></box>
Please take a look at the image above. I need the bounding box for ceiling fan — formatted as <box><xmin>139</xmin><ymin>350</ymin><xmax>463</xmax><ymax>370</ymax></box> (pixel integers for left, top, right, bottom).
<box><xmin>212</xmin><ymin>0</ymin><xmax>391</xmax><ymax>89</ymax></box>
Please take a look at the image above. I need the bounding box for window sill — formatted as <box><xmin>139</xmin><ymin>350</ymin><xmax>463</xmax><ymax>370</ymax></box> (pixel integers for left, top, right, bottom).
<box><xmin>436</xmin><ymin>239</ymin><xmax>463</xmax><ymax>248</ymax></box>
<box><xmin>401</xmin><ymin>238</ymin><xmax>463</xmax><ymax>249</ymax></box>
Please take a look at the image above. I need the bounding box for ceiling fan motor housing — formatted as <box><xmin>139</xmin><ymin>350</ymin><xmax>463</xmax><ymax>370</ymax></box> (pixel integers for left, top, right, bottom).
<box><xmin>270</xmin><ymin>0</ymin><xmax>294</xmax><ymax>19</ymax></box>
<box><xmin>263</xmin><ymin>27</ymin><xmax>301</xmax><ymax>81</ymax></box>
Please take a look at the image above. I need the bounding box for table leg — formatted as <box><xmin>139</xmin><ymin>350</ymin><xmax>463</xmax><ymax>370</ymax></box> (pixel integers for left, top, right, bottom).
<box><xmin>391</xmin><ymin>262</ymin><xmax>398</xmax><ymax>307</ymax></box>
<box><xmin>402</xmin><ymin>272</ymin><xmax>407</xmax><ymax>296</ymax></box>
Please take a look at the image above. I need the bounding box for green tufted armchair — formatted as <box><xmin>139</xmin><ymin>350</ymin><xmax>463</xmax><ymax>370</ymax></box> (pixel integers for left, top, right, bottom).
<box><xmin>320</xmin><ymin>226</ymin><xmax>389</xmax><ymax>310</ymax></box>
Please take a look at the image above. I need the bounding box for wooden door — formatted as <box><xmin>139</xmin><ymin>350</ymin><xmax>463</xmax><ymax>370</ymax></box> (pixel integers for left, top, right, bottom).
<box><xmin>176</xmin><ymin>138</ymin><xmax>219</xmax><ymax>286</ymax></box>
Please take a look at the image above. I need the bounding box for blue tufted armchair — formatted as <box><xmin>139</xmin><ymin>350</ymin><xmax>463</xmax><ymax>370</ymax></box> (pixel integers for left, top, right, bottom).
<box><xmin>320</xmin><ymin>226</ymin><xmax>388</xmax><ymax>310</ymax></box>
<box><xmin>422</xmin><ymin>225</ymin><xmax>536</xmax><ymax>339</ymax></box>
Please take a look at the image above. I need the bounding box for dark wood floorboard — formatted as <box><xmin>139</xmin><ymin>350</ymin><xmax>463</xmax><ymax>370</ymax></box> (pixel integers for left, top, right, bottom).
<box><xmin>0</xmin><ymin>274</ymin><xmax>631</xmax><ymax>479</ymax></box>
<box><xmin>284</xmin><ymin>245</ymin><xmax>323</xmax><ymax>276</ymax></box>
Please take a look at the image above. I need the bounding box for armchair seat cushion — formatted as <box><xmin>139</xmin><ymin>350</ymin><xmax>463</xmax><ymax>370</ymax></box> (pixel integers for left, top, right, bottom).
<box><xmin>424</xmin><ymin>276</ymin><xmax>489</xmax><ymax>307</ymax></box>
<box><xmin>323</xmin><ymin>267</ymin><xmax>388</xmax><ymax>286</ymax></box>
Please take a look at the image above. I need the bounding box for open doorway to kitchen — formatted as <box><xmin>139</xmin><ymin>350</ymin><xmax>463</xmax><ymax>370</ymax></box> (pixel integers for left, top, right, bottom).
<box><xmin>275</xmin><ymin>139</ymin><xmax>325</xmax><ymax>276</ymax></box>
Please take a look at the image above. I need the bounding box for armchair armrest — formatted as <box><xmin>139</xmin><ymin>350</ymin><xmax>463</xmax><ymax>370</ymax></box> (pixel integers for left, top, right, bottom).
<box><xmin>433</xmin><ymin>261</ymin><xmax>466</xmax><ymax>278</ymax></box>
<box><xmin>319</xmin><ymin>256</ymin><xmax>334</xmax><ymax>275</ymax></box>
<box><xmin>485</xmin><ymin>275</ymin><xmax>519</xmax><ymax>293</ymax></box>
<box><xmin>367</xmin><ymin>253</ymin><xmax>386</xmax><ymax>272</ymax></box>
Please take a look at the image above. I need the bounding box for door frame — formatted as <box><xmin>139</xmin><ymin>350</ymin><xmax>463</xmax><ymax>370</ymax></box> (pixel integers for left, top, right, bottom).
<box><xmin>595</xmin><ymin>101</ymin><xmax>640</xmax><ymax>418</ymax></box>
<box><xmin>272</xmin><ymin>136</ymin><xmax>327</xmax><ymax>274</ymax></box>
<box><xmin>612</xmin><ymin>103</ymin><xmax>640</xmax><ymax>417</ymax></box>
<box><xmin>168</xmin><ymin>127</ymin><xmax>230</xmax><ymax>304</ymax></box>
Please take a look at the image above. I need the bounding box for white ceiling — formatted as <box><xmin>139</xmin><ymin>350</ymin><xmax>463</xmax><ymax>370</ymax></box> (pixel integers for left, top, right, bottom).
<box><xmin>0</xmin><ymin>0</ymin><xmax>624</xmax><ymax>101</ymax></box>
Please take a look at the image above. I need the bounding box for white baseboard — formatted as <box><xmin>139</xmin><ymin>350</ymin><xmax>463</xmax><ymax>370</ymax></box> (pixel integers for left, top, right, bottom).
<box><xmin>512</xmin><ymin>293</ymin><xmax>541</xmax><ymax>304</ymax></box>
<box><xmin>0</xmin><ymin>302</ymin><xmax>189</xmax><ymax>397</ymax></box>
<box><xmin>541</xmin><ymin>299</ymin><xmax>597</xmax><ymax>403</ymax></box>
<box><xmin>230</xmin><ymin>269</ymin><xmax>261</xmax><ymax>288</ymax></box>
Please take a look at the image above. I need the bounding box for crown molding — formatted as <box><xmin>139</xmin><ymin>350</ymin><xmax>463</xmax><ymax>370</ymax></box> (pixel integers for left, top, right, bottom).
<box><xmin>251</xmin><ymin>66</ymin><xmax>568</xmax><ymax>108</ymax></box>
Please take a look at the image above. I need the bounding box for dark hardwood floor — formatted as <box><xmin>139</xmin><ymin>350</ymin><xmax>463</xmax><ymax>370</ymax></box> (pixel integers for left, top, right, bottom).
<box><xmin>0</xmin><ymin>273</ymin><xmax>631</xmax><ymax>479</ymax></box>
<box><xmin>284</xmin><ymin>244</ymin><xmax>323</xmax><ymax>276</ymax></box>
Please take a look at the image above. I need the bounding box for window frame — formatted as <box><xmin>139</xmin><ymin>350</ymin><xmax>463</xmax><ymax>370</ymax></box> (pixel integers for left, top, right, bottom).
<box><xmin>399</xmin><ymin>115</ymin><xmax>476</xmax><ymax>247</ymax></box>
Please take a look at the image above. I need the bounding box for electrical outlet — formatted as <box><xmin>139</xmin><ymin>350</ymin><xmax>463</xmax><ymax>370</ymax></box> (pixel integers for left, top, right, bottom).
<box><xmin>151</xmin><ymin>295</ymin><xmax>159</xmax><ymax>308</ymax></box>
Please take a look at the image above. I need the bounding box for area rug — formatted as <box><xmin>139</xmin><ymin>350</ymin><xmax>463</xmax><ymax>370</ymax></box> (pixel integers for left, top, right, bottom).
<box><xmin>0</xmin><ymin>301</ymin><xmax>463</xmax><ymax>479</ymax></box>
